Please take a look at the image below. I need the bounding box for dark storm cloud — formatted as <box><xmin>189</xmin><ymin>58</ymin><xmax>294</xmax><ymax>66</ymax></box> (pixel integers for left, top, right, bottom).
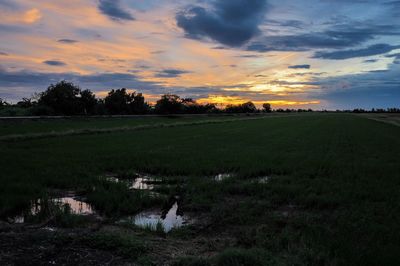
<box><xmin>313</xmin><ymin>44</ymin><xmax>400</xmax><ymax>60</ymax></box>
<box><xmin>246</xmin><ymin>22</ymin><xmax>400</xmax><ymax>52</ymax></box>
<box><xmin>288</xmin><ymin>65</ymin><xmax>311</xmax><ymax>69</ymax></box>
<box><xmin>155</xmin><ymin>69</ymin><xmax>191</xmax><ymax>78</ymax></box>
<box><xmin>98</xmin><ymin>0</ymin><xmax>135</xmax><ymax>21</ymax></box>
<box><xmin>246</xmin><ymin>32</ymin><xmax>370</xmax><ymax>52</ymax></box>
<box><xmin>43</xmin><ymin>60</ymin><xmax>67</xmax><ymax>66</ymax></box>
<box><xmin>176</xmin><ymin>0</ymin><xmax>268</xmax><ymax>47</ymax></box>
<box><xmin>57</xmin><ymin>39</ymin><xmax>79</xmax><ymax>44</ymax></box>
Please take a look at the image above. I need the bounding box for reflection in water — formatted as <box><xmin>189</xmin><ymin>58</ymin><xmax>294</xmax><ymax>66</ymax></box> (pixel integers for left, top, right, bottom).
<box><xmin>107</xmin><ymin>175</ymin><xmax>156</xmax><ymax>190</ymax></box>
<box><xmin>214</xmin><ymin>173</ymin><xmax>233</xmax><ymax>181</ymax></box>
<box><xmin>9</xmin><ymin>196</ymin><xmax>94</xmax><ymax>224</ymax></box>
<box><xmin>132</xmin><ymin>202</ymin><xmax>186</xmax><ymax>233</ymax></box>
<box><xmin>12</xmin><ymin>216</ymin><xmax>25</xmax><ymax>224</ymax></box>
<box><xmin>131</xmin><ymin>177</ymin><xmax>155</xmax><ymax>190</ymax></box>
<box><xmin>53</xmin><ymin>197</ymin><xmax>94</xmax><ymax>215</ymax></box>
<box><xmin>258</xmin><ymin>176</ymin><xmax>270</xmax><ymax>184</ymax></box>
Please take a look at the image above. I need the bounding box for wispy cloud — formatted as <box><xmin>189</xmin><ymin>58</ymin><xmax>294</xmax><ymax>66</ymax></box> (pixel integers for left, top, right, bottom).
<box><xmin>43</xmin><ymin>60</ymin><xmax>67</xmax><ymax>66</ymax></box>
<box><xmin>313</xmin><ymin>44</ymin><xmax>400</xmax><ymax>60</ymax></box>
<box><xmin>155</xmin><ymin>69</ymin><xmax>192</xmax><ymax>78</ymax></box>
<box><xmin>288</xmin><ymin>65</ymin><xmax>311</xmax><ymax>69</ymax></box>
<box><xmin>57</xmin><ymin>39</ymin><xmax>79</xmax><ymax>44</ymax></box>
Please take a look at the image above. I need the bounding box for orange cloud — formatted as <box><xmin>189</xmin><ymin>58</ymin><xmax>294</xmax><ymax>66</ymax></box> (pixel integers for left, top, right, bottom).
<box><xmin>23</xmin><ymin>8</ymin><xmax>42</xmax><ymax>24</ymax></box>
<box><xmin>0</xmin><ymin>8</ymin><xmax>42</xmax><ymax>24</ymax></box>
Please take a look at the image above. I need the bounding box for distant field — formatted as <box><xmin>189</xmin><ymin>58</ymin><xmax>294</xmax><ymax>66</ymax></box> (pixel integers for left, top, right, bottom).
<box><xmin>1</xmin><ymin>113</ymin><xmax>399</xmax><ymax>265</ymax></box>
<box><xmin>361</xmin><ymin>113</ymin><xmax>400</xmax><ymax>127</ymax></box>
<box><xmin>0</xmin><ymin>115</ymin><xmax>244</xmax><ymax>136</ymax></box>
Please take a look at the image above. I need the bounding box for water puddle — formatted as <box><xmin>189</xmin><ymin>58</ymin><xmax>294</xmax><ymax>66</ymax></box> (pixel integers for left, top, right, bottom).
<box><xmin>7</xmin><ymin>194</ymin><xmax>95</xmax><ymax>224</ymax></box>
<box><xmin>131</xmin><ymin>176</ymin><xmax>161</xmax><ymax>190</ymax></box>
<box><xmin>258</xmin><ymin>176</ymin><xmax>271</xmax><ymax>184</ymax></box>
<box><xmin>106</xmin><ymin>174</ymin><xmax>164</xmax><ymax>190</ymax></box>
<box><xmin>53</xmin><ymin>197</ymin><xmax>94</xmax><ymax>215</ymax></box>
<box><xmin>214</xmin><ymin>173</ymin><xmax>234</xmax><ymax>181</ymax></box>
<box><xmin>126</xmin><ymin>201</ymin><xmax>189</xmax><ymax>233</ymax></box>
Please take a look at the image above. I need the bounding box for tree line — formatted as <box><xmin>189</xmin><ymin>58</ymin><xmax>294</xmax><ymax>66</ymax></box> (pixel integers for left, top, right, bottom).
<box><xmin>1</xmin><ymin>80</ymin><xmax>399</xmax><ymax>116</ymax></box>
<box><xmin>0</xmin><ymin>81</ymin><xmax>272</xmax><ymax>116</ymax></box>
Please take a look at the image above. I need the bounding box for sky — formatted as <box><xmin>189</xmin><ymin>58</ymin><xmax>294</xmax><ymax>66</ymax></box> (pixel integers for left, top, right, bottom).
<box><xmin>0</xmin><ymin>0</ymin><xmax>399</xmax><ymax>109</ymax></box>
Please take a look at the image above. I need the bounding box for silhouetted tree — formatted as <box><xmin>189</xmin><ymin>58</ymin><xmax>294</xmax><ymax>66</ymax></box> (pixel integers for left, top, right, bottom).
<box><xmin>104</xmin><ymin>88</ymin><xmax>148</xmax><ymax>115</ymax></box>
<box><xmin>262</xmin><ymin>103</ymin><xmax>272</xmax><ymax>113</ymax></box>
<box><xmin>225</xmin><ymin>101</ymin><xmax>257</xmax><ymax>113</ymax></box>
<box><xmin>181</xmin><ymin>98</ymin><xmax>218</xmax><ymax>114</ymax></box>
<box><xmin>104</xmin><ymin>88</ymin><xmax>131</xmax><ymax>115</ymax></box>
<box><xmin>155</xmin><ymin>94</ymin><xmax>184</xmax><ymax>114</ymax></box>
<box><xmin>17</xmin><ymin>98</ymin><xmax>35</xmax><ymax>108</ymax></box>
<box><xmin>130</xmin><ymin>92</ymin><xmax>149</xmax><ymax>114</ymax></box>
<box><xmin>38</xmin><ymin>81</ymin><xmax>82</xmax><ymax>115</ymax></box>
<box><xmin>80</xmin><ymin>89</ymin><xmax>98</xmax><ymax>115</ymax></box>
<box><xmin>0</xmin><ymin>98</ymin><xmax>7</xmax><ymax>107</ymax></box>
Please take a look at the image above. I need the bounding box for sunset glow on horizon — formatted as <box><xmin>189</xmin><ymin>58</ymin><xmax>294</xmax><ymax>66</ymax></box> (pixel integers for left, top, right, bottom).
<box><xmin>1</xmin><ymin>0</ymin><xmax>399</xmax><ymax>109</ymax></box>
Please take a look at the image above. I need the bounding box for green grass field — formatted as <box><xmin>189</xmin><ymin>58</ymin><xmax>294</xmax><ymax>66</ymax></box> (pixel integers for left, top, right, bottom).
<box><xmin>1</xmin><ymin>113</ymin><xmax>399</xmax><ymax>265</ymax></box>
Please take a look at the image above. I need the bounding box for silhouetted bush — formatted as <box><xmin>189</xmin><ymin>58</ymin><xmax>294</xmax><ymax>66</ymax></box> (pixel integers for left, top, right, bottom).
<box><xmin>29</xmin><ymin>105</ymin><xmax>55</xmax><ymax>116</ymax></box>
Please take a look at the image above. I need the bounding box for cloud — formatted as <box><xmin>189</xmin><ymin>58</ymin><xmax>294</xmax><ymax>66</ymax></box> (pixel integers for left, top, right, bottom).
<box><xmin>155</xmin><ymin>69</ymin><xmax>191</xmax><ymax>78</ymax></box>
<box><xmin>43</xmin><ymin>60</ymin><xmax>67</xmax><ymax>66</ymax></box>
<box><xmin>0</xmin><ymin>69</ymin><xmax>159</xmax><ymax>99</ymax></box>
<box><xmin>313</xmin><ymin>44</ymin><xmax>400</xmax><ymax>60</ymax></box>
<box><xmin>57</xmin><ymin>39</ymin><xmax>79</xmax><ymax>44</ymax></box>
<box><xmin>247</xmin><ymin>32</ymin><xmax>372</xmax><ymax>52</ymax></box>
<box><xmin>0</xmin><ymin>0</ymin><xmax>17</xmax><ymax>9</ymax></box>
<box><xmin>363</xmin><ymin>59</ymin><xmax>378</xmax><ymax>63</ymax></box>
<box><xmin>0</xmin><ymin>68</ymin><xmax>224</xmax><ymax>102</ymax></box>
<box><xmin>311</xmin><ymin>60</ymin><xmax>400</xmax><ymax>109</ymax></box>
<box><xmin>22</xmin><ymin>8</ymin><xmax>42</xmax><ymax>24</ymax></box>
<box><xmin>265</xmin><ymin>19</ymin><xmax>306</xmax><ymax>29</ymax></box>
<box><xmin>176</xmin><ymin>0</ymin><xmax>268</xmax><ymax>47</ymax></box>
<box><xmin>386</xmin><ymin>53</ymin><xmax>400</xmax><ymax>59</ymax></box>
<box><xmin>98</xmin><ymin>0</ymin><xmax>135</xmax><ymax>21</ymax></box>
<box><xmin>246</xmin><ymin>22</ymin><xmax>400</xmax><ymax>52</ymax></box>
<box><xmin>0</xmin><ymin>51</ymin><xmax>8</xmax><ymax>56</ymax></box>
<box><xmin>288</xmin><ymin>64</ymin><xmax>311</xmax><ymax>69</ymax></box>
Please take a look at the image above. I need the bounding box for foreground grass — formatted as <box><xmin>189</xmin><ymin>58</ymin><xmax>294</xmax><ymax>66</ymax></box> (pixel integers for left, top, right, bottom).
<box><xmin>1</xmin><ymin>113</ymin><xmax>400</xmax><ymax>265</ymax></box>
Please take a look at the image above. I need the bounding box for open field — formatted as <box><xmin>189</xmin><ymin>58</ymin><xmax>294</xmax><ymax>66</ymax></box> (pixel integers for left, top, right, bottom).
<box><xmin>0</xmin><ymin>115</ymin><xmax>262</xmax><ymax>137</ymax></box>
<box><xmin>1</xmin><ymin>113</ymin><xmax>400</xmax><ymax>265</ymax></box>
<box><xmin>361</xmin><ymin>113</ymin><xmax>400</xmax><ymax>127</ymax></box>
